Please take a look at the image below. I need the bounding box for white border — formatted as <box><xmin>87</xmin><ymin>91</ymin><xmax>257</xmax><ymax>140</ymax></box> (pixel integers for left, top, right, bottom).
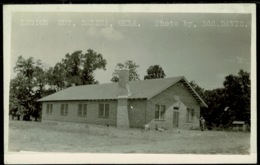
<box><xmin>4</xmin><ymin>4</ymin><xmax>257</xmax><ymax>164</ymax></box>
<box><xmin>4</xmin><ymin>4</ymin><xmax>256</xmax><ymax>13</ymax></box>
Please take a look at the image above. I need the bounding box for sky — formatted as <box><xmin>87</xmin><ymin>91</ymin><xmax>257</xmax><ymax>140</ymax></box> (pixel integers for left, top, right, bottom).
<box><xmin>10</xmin><ymin>12</ymin><xmax>251</xmax><ymax>90</ymax></box>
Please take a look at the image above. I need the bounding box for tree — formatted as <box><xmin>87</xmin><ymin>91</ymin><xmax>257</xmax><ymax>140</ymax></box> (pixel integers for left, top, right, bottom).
<box><xmin>111</xmin><ymin>60</ymin><xmax>140</xmax><ymax>82</ymax></box>
<box><xmin>81</xmin><ymin>49</ymin><xmax>106</xmax><ymax>85</ymax></box>
<box><xmin>223</xmin><ymin>70</ymin><xmax>250</xmax><ymax>125</ymax></box>
<box><xmin>10</xmin><ymin>49</ymin><xmax>106</xmax><ymax>121</ymax></box>
<box><xmin>189</xmin><ymin>81</ymin><xmax>206</xmax><ymax>100</ymax></box>
<box><xmin>46</xmin><ymin>62</ymin><xmax>67</xmax><ymax>91</ymax></box>
<box><xmin>10</xmin><ymin>55</ymin><xmax>48</xmax><ymax>121</ymax></box>
<box><xmin>58</xmin><ymin>49</ymin><xmax>106</xmax><ymax>87</ymax></box>
<box><xmin>200</xmin><ymin>70</ymin><xmax>250</xmax><ymax>129</ymax></box>
<box><xmin>144</xmin><ymin>65</ymin><xmax>166</xmax><ymax>80</ymax></box>
<box><xmin>202</xmin><ymin>88</ymin><xmax>226</xmax><ymax>128</ymax></box>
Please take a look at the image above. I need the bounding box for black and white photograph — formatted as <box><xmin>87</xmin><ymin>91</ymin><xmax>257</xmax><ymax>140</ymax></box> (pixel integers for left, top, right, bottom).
<box><xmin>4</xmin><ymin>4</ymin><xmax>256</xmax><ymax>164</ymax></box>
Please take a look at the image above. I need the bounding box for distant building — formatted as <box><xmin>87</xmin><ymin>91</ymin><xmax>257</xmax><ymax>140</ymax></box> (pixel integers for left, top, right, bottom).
<box><xmin>38</xmin><ymin>69</ymin><xmax>207</xmax><ymax>130</ymax></box>
<box><xmin>232</xmin><ymin>121</ymin><xmax>247</xmax><ymax>132</ymax></box>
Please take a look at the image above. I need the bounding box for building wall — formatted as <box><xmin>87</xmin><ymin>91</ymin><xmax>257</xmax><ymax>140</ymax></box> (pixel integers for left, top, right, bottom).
<box><xmin>128</xmin><ymin>99</ymin><xmax>147</xmax><ymax>128</ymax></box>
<box><xmin>41</xmin><ymin>81</ymin><xmax>201</xmax><ymax>130</ymax></box>
<box><xmin>41</xmin><ymin>100</ymin><xmax>117</xmax><ymax>126</ymax></box>
<box><xmin>146</xmin><ymin>81</ymin><xmax>201</xmax><ymax>130</ymax></box>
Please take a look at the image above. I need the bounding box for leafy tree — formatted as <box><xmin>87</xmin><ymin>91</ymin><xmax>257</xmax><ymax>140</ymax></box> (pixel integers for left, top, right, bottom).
<box><xmin>46</xmin><ymin>62</ymin><xmax>67</xmax><ymax>91</ymax></box>
<box><xmin>81</xmin><ymin>49</ymin><xmax>106</xmax><ymax>85</ymax></box>
<box><xmin>10</xmin><ymin>49</ymin><xmax>106</xmax><ymax>121</ymax></box>
<box><xmin>202</xmin><ymin>88</ymin><xmax>226</xmax><ymax>128</ymax></box>
<box><xmin>54</xmin><ymin>49</ymin><xmax>106</xmax><ymax>87</ymax></box>
<box><xmin>223</xmin><ymin>70</ymin><xmax>250</xmax><ymax>125</ymax></box>
<box><xmin>189</xmin><ymin>81</ymin><xmax>206</xmax><ymax>100</ymax></box>
<box><xmin>10</xmin><ymin>56</ymin><xmax>48</xmax><ymax>121</ymax></box>
<box><xmin>111</xmin><ymin>60</ymin><xmax>140</xmax><ymax>82</ymax></box>
<box><xmin>144</xmin><ymin>65</ymin><xmax>166</xmax><ymax>80</ymax></box>
<box><xmin>198</xmin><ymin>70</ymin><xmax>250</xmax><ymax>129</ymax></box>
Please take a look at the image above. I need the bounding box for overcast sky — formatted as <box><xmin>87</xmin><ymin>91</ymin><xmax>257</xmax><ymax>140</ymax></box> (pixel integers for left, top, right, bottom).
<box><xmin>10</xmin><ymin>12</ymin><xmax>251</xmax><ymax>90</ymax></box>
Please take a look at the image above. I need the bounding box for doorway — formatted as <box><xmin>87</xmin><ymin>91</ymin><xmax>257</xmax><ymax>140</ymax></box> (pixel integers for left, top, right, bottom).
<box><xmin>173</xmin><ymin>111</ymin><xmax>179</xmax><ymax>128</ymax></box>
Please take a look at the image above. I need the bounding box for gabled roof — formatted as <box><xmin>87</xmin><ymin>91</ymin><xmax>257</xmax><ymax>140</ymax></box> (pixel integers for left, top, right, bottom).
<box><xmin>38</xmin><ymin>76</ymin><xmax>207</xmax><ymax>107</ymax></box>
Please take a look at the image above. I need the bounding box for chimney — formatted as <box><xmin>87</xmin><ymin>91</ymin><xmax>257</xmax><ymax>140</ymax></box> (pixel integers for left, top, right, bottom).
<box><xmin>117</xmin><ymin>68</ymin><xmax>131</xmax><ymax>97</ymax></box>
<box><xmin>117</xmin><ymin>68</ymin><xmax>130</xmax><ymax>128</ymax></box>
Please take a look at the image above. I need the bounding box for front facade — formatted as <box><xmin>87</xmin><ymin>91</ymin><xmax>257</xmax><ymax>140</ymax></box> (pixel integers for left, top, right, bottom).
<box><xmin>40</xmin><ymin>72</ymin><xmax>206</xmax><ymax>130</ymax></box>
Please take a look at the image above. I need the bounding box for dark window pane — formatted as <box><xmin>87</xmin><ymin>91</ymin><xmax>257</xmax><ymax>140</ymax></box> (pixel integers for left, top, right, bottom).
<box><xmin>99</xmin><ymin>104</ymin><xmax>104</xmax><ymax>117</ymax></box>
<box><xmin>78</xmin><ymin>104</ymin><xmax>82</xmax><ymax>116</ymax></box>
<box><xmin>61</xmin><ymin>104</ymin><xmax>64</xmax><ymax>115</ymax></box>
<box><xmin>83</xmin><ymin>104</ymin><xmax>87</xmax><ymax>116</ymax></box>
<box><xmin>50</xmin><ymin>104</ymin><xmax>52</xmax><ymax>114</ymax></box>
<box><xmin>78</xmin><ymin>110</ymin><xmax>82</xmax><ymax>116</ymax></box>
<box><xmin>50</xmin><ymin>104</ymin><xmax>53</xmax><ymax>110</ymax></box>
<box><xmin>46</xmin><ymin>104</ymin><xmax>49</xmax><ymax>114</ymax></box>
<box><xmin>160</xmin><ymin>105</ymin><xmax>166</xmax><ymax>119</ymax></box>
<box><xmin>84</xmin><ymin>104</ymin><xmax>87</xmax><ymax>111</ymax></box>
<box><xmin>78</xmin><ymin>104</ymin><xmax>82</xmax><ymax>110</ymax></box>
<box><xmin>105</xmin><ymin>104</ymin><xmax>109</xmax><ymax>117</ymax></box>
<box><xmin>155</xmin><ymin>105</ymin><xmax>159</xmax><ymax>119</ymax></box>
<box><xmin>156</xmin><ymin>104</ymin><xmax>159</xmax><ymax>111</ymax></box>
<box><xmin>186</xmin><ymin>108</ymin><xmax>189</xmax><ymax>122</ymax></box>
<box><xmin>191</xmin><ymin>109</ymin><xmax>194</xmax><ymax>121</ymax></box>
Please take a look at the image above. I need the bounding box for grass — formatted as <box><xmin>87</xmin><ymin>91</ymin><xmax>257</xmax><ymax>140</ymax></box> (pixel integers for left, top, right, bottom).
<box><xmin>8</xmin><ymin>120</ymin><xmax>250</xmax><ymax>154</ymax></box>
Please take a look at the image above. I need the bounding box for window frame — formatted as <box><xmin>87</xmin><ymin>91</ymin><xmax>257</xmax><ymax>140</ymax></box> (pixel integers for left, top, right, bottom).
<box><xmin>46</xmin><ymin>104</ymin><xmax>53</xmax><ymax>115</ymax></box>
<box><xmin>60</xmin><ymin>103</ymin><xmax>68</xmax><ymax>116</ymax></box>
<box><xmin>99</xmin><ymin>103</ymin><xmax>109</xmax><ymax>118</ymax></box>
<box><xmin>155</xmin><ymin>104</ymin><xmax>166</xmax><ymax>120</ymax></box>
<box><xmin>78</xmin><ymin>104</ymin><xmax>87</xmax><ymax>117</ymax></box>
<box><xmin>186</xmin><ymin>108</ymin><xmax>195</xmax><ymax>122</ymax></box>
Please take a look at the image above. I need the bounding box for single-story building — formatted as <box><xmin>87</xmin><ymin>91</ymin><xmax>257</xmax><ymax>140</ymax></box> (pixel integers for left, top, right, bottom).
<box><xmin>38</xmin><ymin>69</ymin><xmax>207</xmax><ymax>130</ymax></box>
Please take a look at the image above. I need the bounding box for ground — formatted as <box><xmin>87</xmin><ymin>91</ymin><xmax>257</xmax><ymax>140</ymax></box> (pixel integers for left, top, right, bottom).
<box><xmin>8</xmin><ymin>120</ymin><xmax>250</xmax><ymax>154</ymax></box>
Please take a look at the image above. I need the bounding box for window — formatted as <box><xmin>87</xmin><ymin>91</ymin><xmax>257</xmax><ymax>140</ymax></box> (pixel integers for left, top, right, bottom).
<box><xmin>60</xmin><ymin>104</ymin><xmax>68</xmax><ymax>116</ymax></box>
<box><xmin>78</xmin><ymin>104</ymin><xmax>87</xmax><ymax>117</ymax></box>
<box><xmin>186</xmin><ymin>108</ymin><xmax>195</xmax><ymax>122</ymax></box>
<box><xmin>46</xmin><ymin>104</ymin><xmax>53</xmax><ymax>115</ymax></box>
<box><xmin>155</xmin><ymin>104</ymin><xmax>166</xmax><ymax>120</ymax></box>
<box><xmin>99</xmin><ymin>103</ymin><xmax>109</xmax><ymax>118</ymax></box>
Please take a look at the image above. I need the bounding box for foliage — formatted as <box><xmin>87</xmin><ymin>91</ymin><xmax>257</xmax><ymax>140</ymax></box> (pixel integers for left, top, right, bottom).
<box><xmin>144</xmin><ymin>65</ymin><xmax>166</xmax><ymax>80</ymax></box>
<box><xmin>10</xmin><ymin>56</ymin><xmax>48</xmax><ymax>120</ymax></box>
<box><xmin>10</xmin><ymin>49</ymin><xmax>106</xmax><ymax>120</ymax></box>
<box><xmin>191</xmin><ymin>70</ymin><xmax>251</xmax><ymax>129</ymax></box>
<box><xmin>47</xmin><ymin>49</ymin><xmax>106</xmax><ymax>90</ymax></box>
<box><xmin>46</xmin><ymin>62</ymin><xmax>67</xmax><ymax>91</ymax></box>
<box><xmin>111</xmin><ymin>60</ymin><xmax>140</xmax><ymax>82</ymax></box>
<box><xmin>189</xmin><ymin>81</ymin><xmax>206</xmax><ymax>100</ymax></box>
<box><xmin>223</xmin><ymin>70</ymin><xmax>250</xmax><ymax>125</ymax></box>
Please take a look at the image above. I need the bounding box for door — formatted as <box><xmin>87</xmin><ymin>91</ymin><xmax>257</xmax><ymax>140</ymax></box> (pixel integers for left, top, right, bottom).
<box><xmin>173</xmin><ymin>111</ymin><xmax>179</xmax><ymax>128</ymax></box>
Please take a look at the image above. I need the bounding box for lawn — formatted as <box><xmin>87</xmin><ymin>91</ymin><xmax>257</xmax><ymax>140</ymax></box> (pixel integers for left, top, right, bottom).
<box><xmin>8</xmin><ymin>120</ymin><xmax>250</xmax><ymax>154</ymax></box>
